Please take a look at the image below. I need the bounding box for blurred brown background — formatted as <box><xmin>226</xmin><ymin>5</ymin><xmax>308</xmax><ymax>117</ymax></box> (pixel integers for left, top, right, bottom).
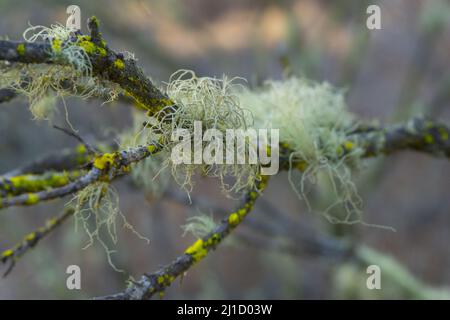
<box><xmin>1</xmin><ymin>0</ymin><xmax>450</xmax><ymax>299</ymax></box>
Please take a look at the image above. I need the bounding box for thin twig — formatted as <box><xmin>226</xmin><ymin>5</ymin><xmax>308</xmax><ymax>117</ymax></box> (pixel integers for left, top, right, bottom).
<box><xmin>53</xmin><ymin>125</ymin><xmax>97</xmax><ymax>155</ymax></box>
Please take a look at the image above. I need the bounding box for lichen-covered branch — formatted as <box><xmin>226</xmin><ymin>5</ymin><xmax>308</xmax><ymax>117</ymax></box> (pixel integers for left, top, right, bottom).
<box><xmin>155</xmin><ymin>180</ymin><xmax>450</xmax><ymax>300</ymax></box>
<box><xmin>0</xmin><ymin>17</ymin><xmax>174</xmax><ymax>117</ymax></box>
<box><xmin>354</xmin><ymin>117</ymin><xmax>450</xmax><ymax>158</ymax></box>
<box><xmin>239</xmin><ymin>214</ymin><xmax>450</xmax><ymax>299</ymax></box>
<box><xmin>1</xmin><ymin>208</ymin><xmax>74</xmax><ymax>276</ymax></box>
<box><xmin>279</xmin><ymin>117</ymin><xmax>450</xmax><ymax>172</ymax></box>
<box><xmin>0</xmin><ymin>170</ymin><xmax>83</xmax><ymax>197</ymax></box>
<box><xmin>1</xmin><ymin>117</ymin><xmax>448</xmax><ymax>210</ymax></box>
<box><xmin>97</xmin><ymin>175</ymin><xmax>270</xmax><ymax>300</ymax></box>
<box><xmin>0</xmin><ymin>144</ymin><xmax>161</xmax><ymax>209</ymax></box>
<box><xmin>0</xmin><ymin>143</ymin><xmax>115</xmax><ymax>178</ymax></box>
<box><xmin>0</xmin><ymin>40</ymin><xmax>52</xmax><ymax>64</ymax></box>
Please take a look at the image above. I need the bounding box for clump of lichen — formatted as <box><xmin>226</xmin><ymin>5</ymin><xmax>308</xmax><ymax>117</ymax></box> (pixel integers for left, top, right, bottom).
<box><xmin>68</xmin><ymin>182</ymin><xmax>149</xmax><ymax>272</ymax></box>
<box><xmin>123</xmin><ymin>71</ymin><xmax>365</xmax><ymax>222</ymax></box>
<box><xmin>139</xmin><ymin>70</ymin><xmax>260</xmax><ymax>197</ymax></box>
<box><xmin>0</xmin><ymin>24</ymin><xmax>121</xmax><ymax>121</ymax></box>
<box><xmin>23</xmin><ymin>24</ymin><xmax>92</xmax><ymax>75</ymax></box>
<box><xmin>1</xmin><ymin>63</ymin><xmax>121</xmax><ymax>121</ymax></box>
<box><xmin>182</xmin><ymin>213</ymin><xmax>218</xmax><ymax>238</ymax></box>
<box><xmin>238</xmin><ymin>77</ymin><xmax>364</xmax><ymax>223</ymax></box>
<box><xmin>29</xmin><ymin>92</ymin><xmax>57</xmax><ymax>120</ymax></box>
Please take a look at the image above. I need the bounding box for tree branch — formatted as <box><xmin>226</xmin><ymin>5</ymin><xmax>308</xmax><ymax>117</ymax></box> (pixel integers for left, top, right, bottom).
<box><xmin>355</xmin><ymin>117</ymin><xmax>450</xmax><ymax>158</ymax></box>
<box><xmin>0</xmin><ymin>88</ymin><xmax>17</xmax><ymax>104</ymax></box>
<box><xmin>96</xmin><ymin>175</ymin><xmax>270</xmax><ymax>300</ymax></box>
<box><xmin>0</xmin><ymin>143</ymin><xmax>161</xmax><ymax>209</ymax></box>
<box><xmin>0</xmin><ymin>17</ymin><xmax>175</xmax><ymax>117</ymax></box>
<box><xmin>1</xmin><ymin>208</ymin><xmax>74</xmax><ymax>276</ymax></box>
<box><xmin>0</xmin><ymin>144</ymin><xmax>92</xmax><ymax>178</ymax></box>
<box><xmin>0</xmin><ymin>170</ymin><xmax>83</xmax><ymax>197</ymax></box>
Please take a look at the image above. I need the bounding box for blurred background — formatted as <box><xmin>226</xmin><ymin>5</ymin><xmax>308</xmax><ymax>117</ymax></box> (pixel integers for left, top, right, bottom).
<box><xmin>1</xmin><ymin>0</ymin><xmax>450</xmax><ymax>299</ymax></box>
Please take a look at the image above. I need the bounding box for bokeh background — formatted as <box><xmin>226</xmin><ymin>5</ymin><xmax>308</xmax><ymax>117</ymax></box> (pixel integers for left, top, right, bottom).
<box><xmin>1</xmin><ymin>0</ymin><xmax>450</xmax><ymax>299</ymax></box>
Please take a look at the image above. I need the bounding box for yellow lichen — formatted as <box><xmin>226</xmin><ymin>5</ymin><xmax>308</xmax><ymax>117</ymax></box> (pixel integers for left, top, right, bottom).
<box><xmin>228</xmin><ymin>213</ymin><xmax>240</xmax><ymax>226</ymax></box>
<box><xmin>439</xmin><ymin>128</ymin><xmax>448</xmax><ymax>141</ymax></box>
<box><xmin>25</xmin><ymin>233</ymin><xmax>36</xmax><ymax>242</ymax></box>
<box><xmin>237</xmin><ymin>208</ymin><xmax>247</xmax><ymax>217</ymax></box>
<box><xmin>93</xmin><ymin>153</ymin><xmax>116</xmax><ymax>170</ymax></box>
<box><xmin>344</xmin><ymin>141</ymin><xmax>354</xmax><ymax>150</ymax></box>
<box><xmin>78</xmin><ymin>39</ymin><xmax>96</xmax><ymax>54</ymax></box>
<box><xmin>47</xmin><ymin>217</ymin><xmax>58</xmax><ymax>227</ymax></box>
<box><xmin>98</xmin><ymin>47</ymin><xmax>107</xmax><ymax>57</ymax></box>
<box><xmin>185</xmin><ymin>239</ymin><xmax>207</xmax><ymax>262</ymax></box>
<box><xmin>1</xmin><ymin>249</ymin><xmax>14</xmax><ymax>258</ymax></box>
<box><xmin>295</xmin><ymin>161</ymin><xmax>308</xmax><ymax>172</ymax></box>
<box><xmin>424</xmin><ymin>134</ymin><xmax>434</xmax><ymax>144</ymax></box>
<box><xmin>17</xmin><ymin>43</ymin><xmax>25</xmax><ymax>56</ymax></box>
<box><xmin>156</xmin><ymin>274</ymin><xmax>174</xmax><ymax>285</ymax></box>
<box><xmin>3</xmin><ymin>172</ymin><xmax>78</xmax><ymax>195</ymax></box>
<box><xmin>76</xmin><ymin>144</ymin><xmax>87</xmax><ymax>154</ymax></box>
<box><xmin>51</xmin><ymin>39</ymin><xmax>62</xmax><ymax>54</ymax></box>
<box><xmin>76</xmin><ymin>36</ymin><xmax>107</xmax><ymax>57</ymax></box>
<box><xmin>113</xmin><ymin>59</ymin><xmax>125</xmax><ymax>70</ymax></box>
<box><xmin>24</xmin><ymin>193</ymin><xmax>39</xmax><ymax>205</ymax></box>
<box><xmin>204</xmin><ymin>233</ymin><xmax>220</xmax><ymax>246</ymax></box>
<box><xmin>129</xmin><ymin>95</ymin><xmax>149</xmax><ymax>110</ymax></box>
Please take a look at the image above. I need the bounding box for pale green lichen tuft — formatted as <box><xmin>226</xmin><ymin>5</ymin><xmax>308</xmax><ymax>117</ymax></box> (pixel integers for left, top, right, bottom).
<box><xmin>67</xmin><ymin>182</ymin><xmax>149</xmax><ymax>272</ymax></box>
<box><xmin>182</xmin><ymin>213</ymin><xmax>218</xmax><ymax>239</ymax></box>
<box><xmin>29</xmin><ymin>92</ymin><xmax>57</xmax><ymax>120</ymax></box>
<box><xmin>0</xmin><ymin>24</ymin><xmax>122</xmax><ymax>121</ymax></box>
<box><xmin>123</xmin><ymin>71</ymin><xmax>365</xmax><ymax>223</ymax></box>
<box><xmin>144</xmin><ymin>70</ymin><xmax>259</xmax><ymax>197</ymax></box>
<box><xmin>23</xmin><ymin>23</ymin><xmax>92</xmax><ymax>75</ymax></box>
<box><xmin>0</xmin><ymin>63</ymin><xmax>121</xmax><ymax>121</ymax></box>
<box><xmin>238</xmin><ymin>77</ymin><xmax>364</xmax><ymax>223</ymax></box>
